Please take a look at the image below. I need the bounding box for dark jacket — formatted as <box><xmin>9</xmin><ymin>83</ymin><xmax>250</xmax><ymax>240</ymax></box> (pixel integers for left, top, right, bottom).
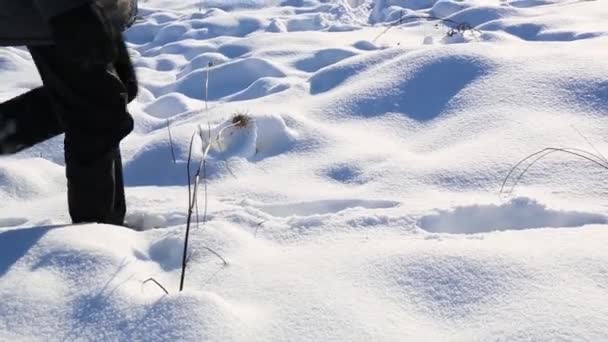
<box><xmin>0</xmin><ymin>0</ymin><xmax>137</xmax><ymax>46</ymax></box>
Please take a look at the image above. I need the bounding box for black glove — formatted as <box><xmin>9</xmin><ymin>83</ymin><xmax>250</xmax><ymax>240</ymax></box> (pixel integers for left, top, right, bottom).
<box><xmin>49</xmin><ymin>3</ymin><xmax>118</xmax><ymax>66</ymax></box>
<box><xmin>114</xmin><ymin>37</ymin><xmax>138</xmax><ymax>102</ymax></box>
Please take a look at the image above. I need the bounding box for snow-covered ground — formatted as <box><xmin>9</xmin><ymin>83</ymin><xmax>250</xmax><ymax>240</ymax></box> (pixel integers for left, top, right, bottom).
<box><xmin>2</xmin><ymin>0</ymin><xmax>608</xmax><ymax>340</ymax></box>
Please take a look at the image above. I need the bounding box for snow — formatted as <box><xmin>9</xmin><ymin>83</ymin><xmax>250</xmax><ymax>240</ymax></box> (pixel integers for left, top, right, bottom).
<box><xmin>1</xmin><ymin>0</ymin><xmax>608</xmax><ymax>340</ymax></box>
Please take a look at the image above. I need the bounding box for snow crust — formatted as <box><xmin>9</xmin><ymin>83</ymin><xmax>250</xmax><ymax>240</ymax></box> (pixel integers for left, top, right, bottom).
<box><xmin>1</xmin><ymin>0</ymin><xmax>608</xmax><ymax>340</ymax></box>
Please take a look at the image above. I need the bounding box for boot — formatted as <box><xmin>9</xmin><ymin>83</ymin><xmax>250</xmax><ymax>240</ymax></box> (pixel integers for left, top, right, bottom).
<box><xmin>66</xmin><ymin>147</ymin><xmax>126</xmax><ymax>226</ymax></box>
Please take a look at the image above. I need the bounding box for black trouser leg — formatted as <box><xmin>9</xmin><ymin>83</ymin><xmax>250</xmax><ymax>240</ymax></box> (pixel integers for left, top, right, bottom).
<box><xmin>0</xmin><ymin>39</ymin><xmax>136</xmax><ymax>154</ymax></box>
<box><xmin>27</xmin><ymin>44</ymin><xmax>134</xmax><ymax>226</ymax></box>
<box><xmin>111</xmin><ymin>149</ymin><xmax>126</xmax><ymax>224</ymax></box>
<box><xmin>0</xmin><ymin>87</ymin><xmax>64</xmax><ymax>154</ymax></box>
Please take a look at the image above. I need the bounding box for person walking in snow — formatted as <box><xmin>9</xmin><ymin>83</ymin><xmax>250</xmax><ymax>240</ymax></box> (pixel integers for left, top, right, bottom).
<box><xmin>0</xmin><ymin>0</ymin><xmax>138</xmax><ymax>226</ymax></box>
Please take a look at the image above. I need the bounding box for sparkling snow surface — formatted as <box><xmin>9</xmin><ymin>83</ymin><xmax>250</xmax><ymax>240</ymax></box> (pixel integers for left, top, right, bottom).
<box><xmin>1</xmin><ymin>0</ymin><xmax>608</xmax><ymax>340</ymax></box>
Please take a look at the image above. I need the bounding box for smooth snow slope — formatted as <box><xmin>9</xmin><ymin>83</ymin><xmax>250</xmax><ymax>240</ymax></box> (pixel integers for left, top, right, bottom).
<box><xmin>1</xmin><ymin>0</ymin><xmax>608</xmax><ymax>340</ymax></box>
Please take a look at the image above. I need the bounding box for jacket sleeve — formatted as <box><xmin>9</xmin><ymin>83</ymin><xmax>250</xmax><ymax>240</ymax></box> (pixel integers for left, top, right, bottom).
<box><xmin>32</xmin><ymin>0</ymin><xmax>93</xmax><ymax>20</ymax></box>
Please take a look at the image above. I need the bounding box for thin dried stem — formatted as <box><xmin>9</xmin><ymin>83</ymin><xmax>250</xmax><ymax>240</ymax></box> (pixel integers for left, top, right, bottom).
<box><xmin>203</xmin><ymin>246</ymin><xmax>228</xmax><ymax>266</ymax></box>
<box><xmin>180</xmin><ymin>115</ymin><xmax>250</xmax><ymax>291</ymax></box>
<box><xmin>186</xmin><ymin>133</ymin><xmax>196</xmax><ymax>206</ymax></box>
<box><xmin>254</xmin><ymin>220</ymin><xmax>266</xmax><ymax>238</ymax></box>
<box><xmin>180</xmin><ymin>133</ymin><xmax>198</xmax><ymax>292</ymax></box>
<box><xmin>143</xmin><ymin>278</ymin><xmax>169</xmax><ymax>295</ymax></box>
<box><xmin>500</xmin><ymin>147</ymin><xmax>608</xmax><ymax>198</ymax></box>
<box><xmin>373</xmin><ymin>12</ymin><xmax>482</xmax><ymax>42</ymax></box>
<box><xmin>167</xmin><ymin>119</ymin><xmax>177</xmax><ymax>164</ymax></box>
<box><xmin>571</xmin><ymin>125</ymin><xmax>608</xmax><ymax>164</ymax></box>
<box><xmin>205</xmin><ymin>62</ymin><xmax>213</xmax><ymax>113</ymax></box>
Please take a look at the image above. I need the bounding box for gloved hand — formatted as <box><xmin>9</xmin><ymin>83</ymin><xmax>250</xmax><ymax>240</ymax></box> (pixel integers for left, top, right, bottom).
<box><xmin>115</xmin><ymin>37</ymin><xmax>139</xmax><ymax>102</ymax></box>
<box><xmin>49</xmin><ymin>3</ymin><xmax>118</xmax><ymax>66</ymax></box>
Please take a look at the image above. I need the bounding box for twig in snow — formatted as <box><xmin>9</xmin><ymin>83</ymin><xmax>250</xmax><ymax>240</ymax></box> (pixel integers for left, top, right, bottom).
<box><xmin>254</xmin><ymin>220</ymin><xmax>266</xmax><ymax>238</ymax></box>
<box><xmin>186</xmin><ymin>245</ymin><xmax>228</xmax><ymax>266</ymax></box>
<box><xmin>373</xmin><ymin>12</ymin><xmax>482</xmax><ymax>42</ymax></box>
<box><xmin>203</xmin><ymin>247</ymin><xmax>229</xmax><ymax>266</ymax></box>
<box><xmin>142</xmin><ymin>278</ymin><xmax>169</xmax><ymax>295</ymax></box>
<box><xmin>180</xmin><ymin>132</ymin><xmax>199</xmax><ymax>292</ymax></box>
<box><xmin>167</xmin><ymin>119</ymin><xmax>177</xmax><ymax>164</ymax></box>
<box><xmin>500</xmin><ymin>147</ymin><xmax>608</xmax><ymax>198</ymax></box>
<box><xmin>571</xmin><ymin>125</ymin><xmax>608</xmax><ymax>165</ymax></box>
<box><xmin>180</xmin><ymin>117</ymin><xmax>248</xmax><ymax>291</ymax></box>
<box><xmin>205</xmin><ymin>62</ymin><xmax>213</xmax><ymax>114</ymax></box>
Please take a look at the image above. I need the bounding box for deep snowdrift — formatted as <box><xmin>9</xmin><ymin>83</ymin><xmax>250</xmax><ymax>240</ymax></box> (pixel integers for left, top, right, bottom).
<box><xmin>1</xmin><ymin>0</ymin><xmax>608</xmax><ymax>340</ymax></box>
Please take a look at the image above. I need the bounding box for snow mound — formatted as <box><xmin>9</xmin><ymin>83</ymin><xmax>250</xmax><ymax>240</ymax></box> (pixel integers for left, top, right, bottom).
<box><xmin>225</xmin><ymin>77</ymin><xmax>293</xmax><ymax>102</ymax></box>
<box><xmin>144</xmin><ymin>93</ymin><xmax>199</xmax><ymax>118</ymax></box>
<box><xmin>314</xmin><ymin>48</ymin><xmax>494</xmax><ymax>120</ymax></box>
<box><xmin>171</xmin><ymin>58</ymin><xmax>286</xmax><ymax>100</ymax></box>
<box><xmin>0</xmin><ymin>158</ymin><xmax>64</xmax><ymax>201</ymax></box>
<box><xmin>294</xmin><ymin>48</ymin><xmax>359</xmax><ymax>72</ymax></box>
<box><xmin>2</xmin><ymin>0</ymin><xmax>608</xmax><ymax>340</ymax></box>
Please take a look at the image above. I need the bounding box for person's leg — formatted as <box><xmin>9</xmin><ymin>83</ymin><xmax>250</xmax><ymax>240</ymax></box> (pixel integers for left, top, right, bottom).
<box><xmin>0</xmin><ymin>87</ymin><xmax>64</xmax><ymax>154</ymax></box>
<box><xmin>28</xmin><ymin>44</ymin><xmax>134</xmax><ymax>226</ymax></box>
<box><xmin>110</xmin><ymin>149</ymin><xmax>126</xmax><ymax>224</ymax></box>
<box><xmin>0</xmin><ymin>38</ymin><xmax>135</xmax><ymax>155</ymax></box>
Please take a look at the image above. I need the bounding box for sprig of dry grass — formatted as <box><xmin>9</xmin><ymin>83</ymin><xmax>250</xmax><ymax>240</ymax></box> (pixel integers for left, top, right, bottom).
<box><xmin>373</xmin><ymin>11</ymin><xmax>482</xmax><ymax>42</ymax></box>
<box><xmin>179</xmin><ymin>115</ymin><xmax>251</xmax><ymax>291</ymax></box>
<box><xmin>500</xmin><ymin>147</ymin><xmax>608</xmax><ymax>198</ymax></box>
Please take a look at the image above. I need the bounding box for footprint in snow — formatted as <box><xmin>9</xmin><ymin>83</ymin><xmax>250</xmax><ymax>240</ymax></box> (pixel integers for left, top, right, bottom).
<box><xmin>419</xmin><ymin>197</ymin><xmax>607</xmax><ymax>234</ymax></box>
<box><xmin>254</xmin><ymin>199</ymin><xmax>399</xmax><ymax>218</ymax></box>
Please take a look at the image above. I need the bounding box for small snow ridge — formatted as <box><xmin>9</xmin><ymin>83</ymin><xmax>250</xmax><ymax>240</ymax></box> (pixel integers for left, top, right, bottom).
<box><xmin>148</xmin><ymin>236</ymin><xmax>184</xmax><ymax>271</ymax></box>
<box><xmin>173</xmin><ymin>58</ymin><xmax>286</xmax><ymax>101</ymax></box>
<box><xmin>479</xmin><ymin>19</ymin><xmax>604</xmax><ymax>42</ymax></box>
<box><xmin>507</xmin><ymin>0</ymin><xmax>568</xmax><ymax>8</ymax></box>
<box><xmin>143</xmin><ymin>40</ymin><xmax>216</xmax><ymax>60</ymax></box>
<box><xmin>294</xmin><ymin>48</ymin><xmax>358</xmax><ymax>73</ymax></box>
<box><xmin>184</xmin><ymin>16</ymin><xmax>262</xmax><ymax>40</ymax></box>
<box><xmin>153</xmin><ymin>23</ymin><xmax>190</xmax><ymax>46</ymax></box>
<box><xmin>217</xmin><ymin>43</ymin><xmax>251</xmax><ymax>59</ymax></box>
<box><xmin>256</xmin><ymin>199</ymin><xmax>399</xmax><ymax>217</ymax></box>
<box><xmin>124</xmin><ymin>140</ymin><xmax>187</xmax><ymax>186</ymax></box>
<box><xmin>563</xmin><ymin>79</ymin><xmax>608</xmax><ymax>113</ymax></box>
<box><xmin>284</xmin><ymin>13</ymin><xmax>332</xmax><ymax>32</ymax></box>
<box><xmin>143</xmin><ymin>93</ymin><xmax>196</xmax><ymax>118</ymax></box>
<box><xmin>444</xmin><ymin>5</ymin><xmax>518</xmax><ymax>28</ymax></box>
<box><xmin>370</xmin><ymin>0</ymin><xmax>433</xmax><ymax>23</ymax></box>
<box><xmin>196</xmin><ymin>0</ymin><xmax>280</xmax><ymax>10</ymax></box>
<box><xmin>178</xmin><ymin>53</ymin><xmax>230</xmax><ymax>78</ymax></box>
<box><xmin>251</xmin><ymin>114</ymin><xmax>298</xmax><ymax>159</ymax></box>
<box><xmin>224</xmin><ymin>77</ymin><xmax>292</xmax><ymax>102</ymax></box>
<box><xmin>309</xmin><ymin>48</ymin><xmax>404</xmax><ymax>95</ymax></box>
<box><xmin>352</xmin><ymin>40</ymin><xmax>379</xmax><ymax>51</ymax></box>
<box><xmin>381</xmin><ymin>254</ymin><xmax>522</xmax><ymax>319</ymax></box>
<box><xmin>125</xmin><ymin>292</ymin><xmax>261</xmax><ymax>340</ymax></box>
<box><xmin>419</xmin><ymin>197</ymin><xmax>607</xmax><ymax>234</ymax></box>
<box><xmin>0</xmin><ymin>217</ymin><xmax>27</xmax><ymax>228</ymax></box>
<box><xmin>430</xmin><ymin>0</ymin><xmax>468</xmax><ymax>18</ymax></box>
<box><xmin>0</xmin><ymin>158</ymin><xmax>65</xmax><ymax>200</ymax></box>
<box><xmin>316</xmin><ymin>49</ymin><xmax>493</xmax><ymax>120</ymax></box>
